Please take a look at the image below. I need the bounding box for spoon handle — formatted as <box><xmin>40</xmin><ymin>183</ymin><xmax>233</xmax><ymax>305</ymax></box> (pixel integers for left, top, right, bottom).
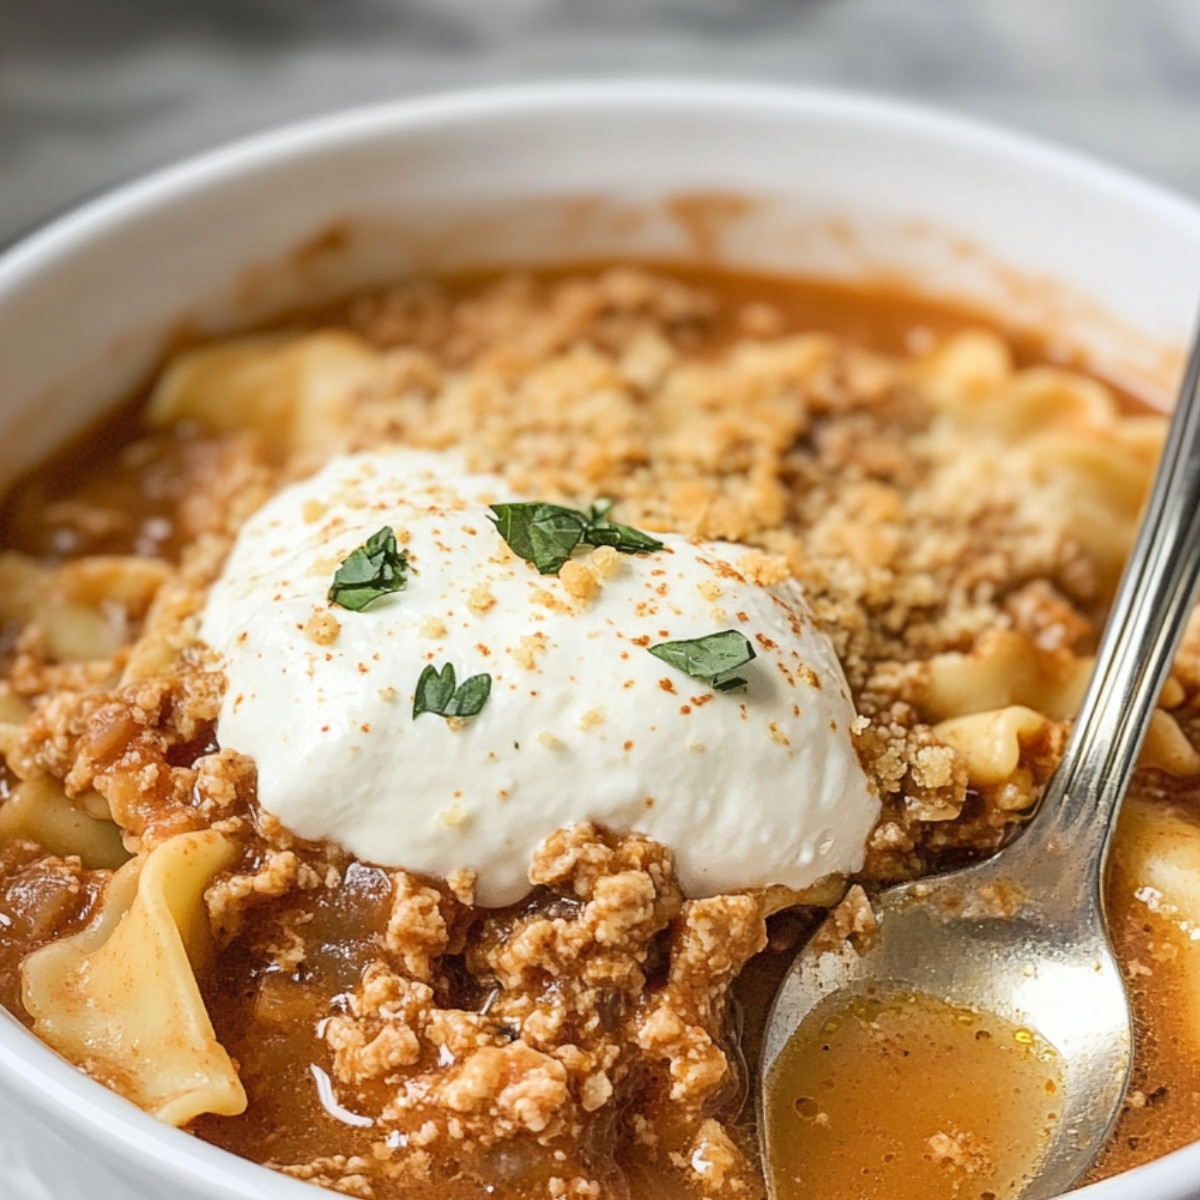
<box><xmin>1021</xmin><ymin>318</ymin><xmax>1200</xmax><ymax>879</ymax></box>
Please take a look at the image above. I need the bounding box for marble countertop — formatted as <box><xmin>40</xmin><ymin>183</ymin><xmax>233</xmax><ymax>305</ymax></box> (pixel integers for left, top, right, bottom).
<box><xmin>2</xmin><ymin>2</ymin><xmax>1200</xmax><ymax>1197</ymax></box>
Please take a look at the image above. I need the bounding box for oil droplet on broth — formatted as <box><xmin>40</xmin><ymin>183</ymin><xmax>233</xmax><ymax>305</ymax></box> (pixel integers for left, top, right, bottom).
<box><xmin>764</xmin><ymin>991</ymin><xmax>1062</xmax><ymax>1200</ymax></box>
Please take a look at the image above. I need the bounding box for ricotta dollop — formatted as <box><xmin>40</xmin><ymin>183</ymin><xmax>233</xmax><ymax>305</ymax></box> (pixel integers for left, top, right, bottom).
<box><xmin>201</xmin><ymin>450</ymin><xmax>879</xmax><ymax>905</ymax></box>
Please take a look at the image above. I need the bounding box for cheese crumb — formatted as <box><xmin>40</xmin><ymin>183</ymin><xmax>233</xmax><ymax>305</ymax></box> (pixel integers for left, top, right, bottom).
<box><xmin>420</xmin><ymin>616</ymin><xmax>448</xmax><ymax>639</ymax></box>
<box><xmin>560</xmin><ymin>560</ymin><xmax>600</xmax><ymax>602</ymax></box>
<box><xmin>739</xmin><ymin>550</ymin><xmax>791</xmax><ymax>586</ymax></box>
<box><xmin>530</xmin><ymin>586</ymin><xmax>571</xmax><ymax>612</ymax></box>
<box><xmin>438</xmin><ymin>805</ymin><xmax>472</xmax><ymax>829</ymax></box>
<box><xmin>310</xmin><ymin>554</ymin><xmax>342</xmax><ymax>578</ymax></box>
<box><xmin>303</xmin><ymin>609</ymin><xmax>342</xmax><ymax>646</ymax></box>
<box><xmin>511</xmin><ymin>632</ymin><xmax>549</xmax><ymax>670</ymax></box>
<box><xmin>578</xmin><ymin>709</ymin><xmax>605</xmax><ymax>730</ymax></box>
<box><xmin>446</xmin><ymin>868</ymin><xmax>477</xmax><ymax>905</ymax></box>
<box><xmin>589</xmin><ymin>544</ymin><xmax>622</xmax><ymax>580</ymax></box>
<box><xmin>301</xmin><ymin>498</ymin><xmax>328</xmax><ymax>524</ymax></box>
<box><xmin>467</xmin><ymin>583</ymin><xmax>496</xmax><ymax>615</ymax></box>
<box><xmin>580</xmin><ymin>1071</ymin><xmax>613</xmax><ymax>1113</ymax></box>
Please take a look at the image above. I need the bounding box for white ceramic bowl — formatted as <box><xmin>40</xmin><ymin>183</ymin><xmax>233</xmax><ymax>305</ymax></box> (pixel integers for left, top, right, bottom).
<box><xmin>1</xmin><ymin>81</ymin><xmax>1199</xmax><ymax>1200</ymax></box>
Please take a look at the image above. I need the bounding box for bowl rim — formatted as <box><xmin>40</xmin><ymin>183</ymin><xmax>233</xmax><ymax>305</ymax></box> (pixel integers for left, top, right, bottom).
<box><xmin>1</xmin><ymin>77</ymin><xmax>1199</xmax><ymax>1200</ymax></box>
<box><xmin>5</xmin><ymin>77</ymin><xmax>1200</xmax><ymax>297</ymax></box>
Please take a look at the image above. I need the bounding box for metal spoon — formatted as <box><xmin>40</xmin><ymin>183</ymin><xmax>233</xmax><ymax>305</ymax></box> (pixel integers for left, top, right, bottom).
<box><xmin>760</xmin><ymin>322</ymin><xmax>1200</xmax><ymax>1200</ymax></box>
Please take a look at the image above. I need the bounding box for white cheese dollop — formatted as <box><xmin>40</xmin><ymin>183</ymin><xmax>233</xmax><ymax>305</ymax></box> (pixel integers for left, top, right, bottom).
<box><xmin>201</xmin><ymin>450</ymin><xmax>879</xmax><ymax>905</ymax></box>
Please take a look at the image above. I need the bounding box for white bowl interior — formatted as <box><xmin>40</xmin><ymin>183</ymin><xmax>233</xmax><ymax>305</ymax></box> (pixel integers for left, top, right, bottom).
<box><xmin>0</xmin><ymin>81</ymin><xmax>1198</xmax><ymax>1200</ymax></box>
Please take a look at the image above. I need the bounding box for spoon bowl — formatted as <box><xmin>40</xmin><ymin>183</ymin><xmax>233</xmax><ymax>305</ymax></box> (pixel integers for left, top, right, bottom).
<box><xmin>761</xmin><ymin>316</ymin><xmax>1200</xmax><ymax>1198</ymax></box>
<box><xmin>762</xmin><ymin>834</ymin><xmax>1131</xmax><ymax>1198</ymax></box>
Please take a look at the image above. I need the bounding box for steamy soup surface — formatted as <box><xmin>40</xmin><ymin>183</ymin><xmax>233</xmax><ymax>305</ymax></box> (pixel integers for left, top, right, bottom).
<box><xmin>0</xmin><ymin>265</ymin><xmax>1199</xmax><ymax>1200</ymax></box>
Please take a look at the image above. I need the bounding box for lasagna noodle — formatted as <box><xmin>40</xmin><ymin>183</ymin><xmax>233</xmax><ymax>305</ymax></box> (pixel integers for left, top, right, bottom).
<box><xmin>0</xmin><ymin>774</ymin><xmax>127</xmax><ymax>870</ymax></box>
<box><xmin>934</xmin><ymin>705</ymin><xmax>1199</xmax><ymax>788</ymax></box>
<box><xmin>926</xmin><ymin>630</ymin><xmax>1200</xmax><ymax>787</ymax></box>
<box><xmin>0</xmin><ymin>553</ymin><xmax>171</xmax><ymax>665</ymax></box>
<box><xmin>20</xmin><ymin>829</ymin><xmax>246</xmax><ymax>1125</ymax></box>
<box><xmin>925</xmin><ymin>341</ymin><xmax>1163</xmax><ymax>593</ymax></box>
<box><xmin>1022</xmin><ymin>426</ymin><xmax>1163</xmax><ymax>593</ymax></box>
<box><xmin>924</xmin><ymin>629</ymin><xmax>1091</xmax><ymax>724</ymax></box>
<box><xmin>914</xmin><ymin>349</ymin><xmax>1188</xmax><ymax>792</ymax></box>
<box><xmin>146</xmin><ymin>330</ymin><xmax>384</xmax><ymax>454</ymax></box>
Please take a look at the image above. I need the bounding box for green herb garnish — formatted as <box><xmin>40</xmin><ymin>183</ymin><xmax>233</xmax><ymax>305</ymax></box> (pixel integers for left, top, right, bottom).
<box><xmin>648</xmin><ymin>630</ymin><xmax>757</xmax><ymax>693</ymax></box>
<box><xmin>488</xmin><ymin>500</ymin><xmax>664</xmax><ymax>575</ymax></box>
<box><xmin>488</xmin><ymin>503</ymin><xmax>590</xmax><ymax>575</ymax></box>
<box><xmin>327</xmin><ymin>526</ymin><xmax>410</xmax><ymax>612</ymax></box>
<box><xmin>582</xmin><ymin>500</ymin><xmax>666</xmax><ymax>554</ymax></box>
<box><xmin>413</xmin><ymin>662</ymin><xmax>493</xmax><ymax>720</ymax></box>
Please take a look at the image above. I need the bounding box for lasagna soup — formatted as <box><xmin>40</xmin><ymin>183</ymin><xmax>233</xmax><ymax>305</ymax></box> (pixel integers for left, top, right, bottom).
<box><xmin>0</xmin><ymin>265</ymin><xmax>1198</xmax><ymax>1199</ymax></box>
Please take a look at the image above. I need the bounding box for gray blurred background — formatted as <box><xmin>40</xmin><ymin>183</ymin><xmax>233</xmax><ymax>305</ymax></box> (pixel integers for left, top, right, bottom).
<box><xmin>3</xmin><ymin>0</ymin><xmax>1200</xmax><ymax>247</ymax></box>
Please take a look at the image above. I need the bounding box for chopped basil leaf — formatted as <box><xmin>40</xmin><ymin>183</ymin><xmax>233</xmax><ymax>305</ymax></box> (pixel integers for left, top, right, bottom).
<box><xmin>327</xmin><ymin>526</ymin><xmax>409</xmax><ymax>612</ymax></box>
<box><xmin>648</xmin><ymin>630</ymin><xmax>757</xmax><ymax>692</ymax></box>
<box><xmin>587</xmin><ymin>521</ymin><xmax>667</xmax><ymax>554</ymax></box>
<box><xmin>584</xmin><ymin>498</ymin><xmax>666</xmax><ymax>555</ymax></box>
<box><xmin>489</xmin><ymin>500</ymin><xmax>664</xmax><ymax>574</ymax></box>
<box><xmin>413</xmin><ymin>662</ymin><xmax>492</xmax><ymax>720</ymax></box>
<box><xmin>413</xmin><ymin>663</ymin><xmax>457</xmax><ymax>717</ymax></box>
<box><xmin>447</xmin><ymin>672</ymin><xmax>492</xmax><ymax>718</ymax></box>
<box><xmin>488</xmin><ymin>503</ymin><xmax>587</xmax><ymax>575</ymax></box>
<box><xmin>712</xmin><ymin>675</ymin><xmax>750</xmax><ymax>694</ymax></box>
